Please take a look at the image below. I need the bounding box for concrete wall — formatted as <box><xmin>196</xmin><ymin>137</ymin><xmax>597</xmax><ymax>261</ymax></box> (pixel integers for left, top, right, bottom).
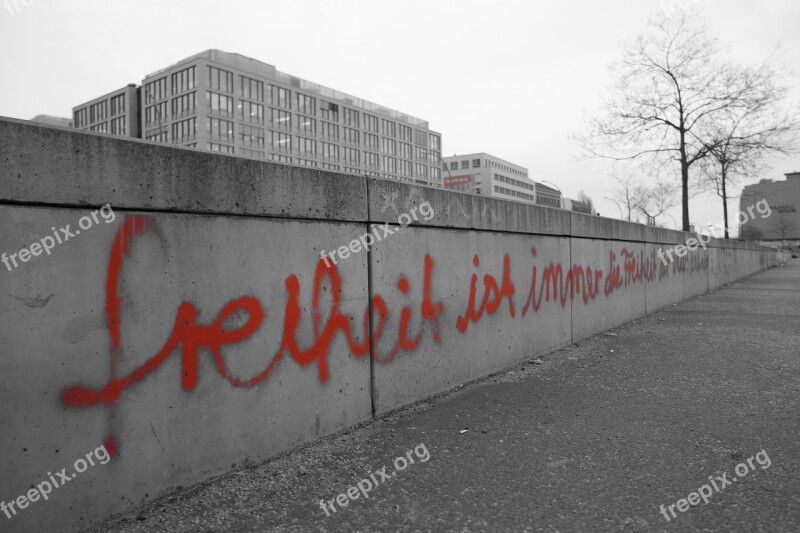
<box><xmin>0</xmin><ymin>118</ymin><xmax>783</xmax><ymax>532</ymax></box>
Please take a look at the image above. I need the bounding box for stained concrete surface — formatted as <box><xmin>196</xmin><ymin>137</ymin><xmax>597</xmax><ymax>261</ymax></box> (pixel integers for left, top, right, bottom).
<box><xmin>87</xmin><ymin>260</ymin><xmax>800</xmax><ymax>533</ymax></box>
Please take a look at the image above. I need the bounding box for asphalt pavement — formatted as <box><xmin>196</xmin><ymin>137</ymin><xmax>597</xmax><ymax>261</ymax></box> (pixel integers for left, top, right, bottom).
<box><xmin>88</xmin><ymin>260</ymin><xmax>800</xmax><ymax>533</ymax></box>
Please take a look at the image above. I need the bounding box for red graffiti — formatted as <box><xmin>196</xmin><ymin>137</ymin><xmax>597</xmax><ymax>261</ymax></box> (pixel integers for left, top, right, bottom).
<box><xmin>61</xmin><ymin>216</ymin><xmax>445</xmax><ymax>453</ymax></box>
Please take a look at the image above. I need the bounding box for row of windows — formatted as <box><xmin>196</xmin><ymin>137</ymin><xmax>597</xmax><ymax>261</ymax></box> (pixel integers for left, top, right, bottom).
<box><xmin>537</xmin><ymin>195</ymin><xmax>561</xmax><ymax>207</ymax></box>
<box><xmin>495</xmin><ymin>185</ymin><xmax>535</xmax><ymax>203</ymax></box>
<box><xmin>487</xmin><ymin>159</ymin><xmax>526</xmax><ymax>177</ymax></box>
<box><xmin>494</xmin><ymin>173</ymin><xmax>534</xmax><ymax>191</ymax></box>
<box><xmin>449</xmin><ymin>159</ymin><xmax>482</xmax><ymax>170</ymax></box>
<box><xmin>110</xmin><ymin>116</ymin><xmax>126</xmax><ymax>135</ymax></box>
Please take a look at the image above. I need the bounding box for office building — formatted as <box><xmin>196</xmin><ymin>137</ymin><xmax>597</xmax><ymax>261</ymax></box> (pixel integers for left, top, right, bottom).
<box><xmin>72</xmin><ymin>50</ymin><xmax>442</xmax><ymax>186</ymax></box>
<box><xmin>441</xmin><ymin>153</ymin><xmax>561</xmax><ymax>208</ymax></box>
<box><xmin>740</xmin><ymin>172</ymin><xmax>800</xmax><ymax>242</ymax></box>
<box><xmin>73</xmin><ymin>84</ymin><xmax>140</xmax><ymax>138</ymax></box>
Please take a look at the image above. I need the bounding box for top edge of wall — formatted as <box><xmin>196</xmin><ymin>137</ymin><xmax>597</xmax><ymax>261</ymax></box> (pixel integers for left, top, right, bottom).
<box><xmin>0</xmin><ymin>118</ymin><xmax>782</xmax><ymax>249</ymax></box>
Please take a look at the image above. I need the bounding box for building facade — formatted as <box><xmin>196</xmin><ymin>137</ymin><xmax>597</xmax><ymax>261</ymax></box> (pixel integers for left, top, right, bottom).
<box><xmin>441</xmin><ymin>153</ymin><xmax>561</xmax><ymax>208</ymax></box>
<box><xmin>740</xmin><ymin>172</ymin><xmax>800</xmax><ymax>242</ymax></box>
<box><xmin>73</xmin><ymin>50</ymin><xmax>442</xmax><ymax>186</ymax></box>
<box><xmin>72</xmin><ymin>84</ymin><xmax>140</xmax><ymax>138</ymax></box>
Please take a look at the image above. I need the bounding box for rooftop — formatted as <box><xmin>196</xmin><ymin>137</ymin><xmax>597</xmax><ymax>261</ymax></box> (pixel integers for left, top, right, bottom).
<box><xmin>146</xmin><ymin>49</ymin><xmax>430</xmax><ymax>128</ymax></box>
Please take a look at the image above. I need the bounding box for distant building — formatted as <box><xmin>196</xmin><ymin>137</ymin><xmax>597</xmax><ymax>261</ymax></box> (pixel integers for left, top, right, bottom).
<box><xmin>441</xmin><ymin>153</ymin><xmax>562</xmax><ymax>208</ymax></box>
<box><xmin>30</xmin><ymin>115</ymin><xmax>72</xmax><ymax>128</ymax></box>
<box><xmin>740</xmin><ymin>172</ymin><xmax>800</xmax><ymax>242</ymax></box>
<box><xmin>73</xmin><ymin>84</ymin><xmax>140</xmax><ymax>138</ymax></box>
<box><xmin>72</xmin><ymin>49</ymin><xmax>442</xmax><ymax>186</ymax></box>
<box><xmin>564</xmin><ymin>198</ymin><xmax>592</xmax><ymax>214</ymax></box>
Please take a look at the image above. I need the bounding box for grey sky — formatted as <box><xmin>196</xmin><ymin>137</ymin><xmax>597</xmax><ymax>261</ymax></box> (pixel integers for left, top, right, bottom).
<box><xmin>1</xmin><ymin>0</ymin><xmax>797</xmax><ymax>230</ymax></box>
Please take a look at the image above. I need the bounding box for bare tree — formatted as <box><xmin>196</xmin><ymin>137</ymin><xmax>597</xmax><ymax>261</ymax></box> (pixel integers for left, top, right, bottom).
<box><xmin>697</xmin><ymin>57</ymin><xmax>799</xmax><ymax>238</ymax></box>
<box><xmin>577</xmin><ymin>8</ymin><xmax>766</xmax><ymax>230</ymax></box>
<box><xmin>772</xmin><ymin>215</ymin><xmax>798</xmax><ymax>248</ymax></box>
<box><xmin>608</xmin><ymin>173</ymin><xmax>640</xmax><ymax>221</ymax></box>
<box><xmin>577</xmin><ymin>190</ymin><xmax>596</xmax><ymax>215</ymax></box>
<box><xmin>632</xmin><ymin>180</ymin><xmax>678</xmax><ymax>225</ymax></box>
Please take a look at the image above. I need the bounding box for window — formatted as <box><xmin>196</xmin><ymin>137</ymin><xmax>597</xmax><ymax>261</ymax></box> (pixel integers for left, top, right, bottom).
<box><xmin>270</xmin><ymin>85</ymin><xmax>291</xmax><ymax>108</ymax></box>
<box><xmin>172</xmin><ymin>66</ymin><xmax>196</xmax><ymax>94</ymax></box>
<box><xmin>399</xmin><ymin>124</ymin><xmax>412</xmax><ymax>142</ymax></box>
<box><xmin>272</xmin><ymin>154</ymin><xmax>292</xmax><ymax>163</ymax></box>
<box><xmin>343</xmin><ymin>127</ymin><xmax>359</xmax><ymax>145</ymax></box>
<box><xmin>144</xmin><ymin>77</ymin><xmax>167</xmax><ymax>103</ymax></box>
<box><xmin>343</xmin><ymin>107</ymin><xmax>359</xmax><ymax>127</ymax></box>
<box><xmin>297</xmin><ymin>94</ymin><xmax>316</xmax><ymax>115</ymax></box>
<box><xmin>344</xmin><ymin>147</ymin><xmax>359</xmax><ymax>163</ymax></box>
<box><xmin>431</xmin><ymin>167</ymin><xmax>441</xmax><ymax>182</ymax></box>
<box><xmin>240</xmin><ymin>101</ymin><xmax>264</xmax><ymax>124</ymax></box>
<box><xmin>271</xmin><ymin>131</ymin><xmax>291</xmax><ymax>153</ymax></box>
<box><xmin>298</xmin><ymin>116</ymin><xmax>316</xmax><ymax>135</ymax></box>
<box><xmin>208</xmin><ymin>118</ymin><xmax>233</xmax><ymax>142</ymax></box>
<box><xmin>414</xmin><ymin>163</ymin><xmax>428</xmax><ymax>179</ymax></box>
<box><xmin>364</xmin><ymin>133</ymin><xmax>379</xmax><ymax>150</ymax></box>
<box><xmin>240</xmin><ymin>76</ymin><xmax>264</xmax><ymax>101</ymax></box>
<box><xmin>321</xmin><ymin>142</ymin><xmax>339</xmax><ymax>159</ymax></box>
<box><xmin>110</xmin><ymin>94</ymin><xmax>125</xmax><ymax>116</ymax></box>
<box><xmin>413</xmin><ymin>129</ymin><xmax>428</xmax><ymax>146</ymax></box>
<box><xmin>449</xmin><ymin>162</ymin><xmax>458</xmax><ymax>170</ymax></box>
<box><xmin>364</xmin><ymin>114</ymin><xmax>379</xmax><ymax>132</ymax></box>
<box><xmin>240</xmin><ymin>148</ymin><xmax>265</xmax><ymax>159</ymax></box>
<box><xmin>89</xmin><ymin>122</ymin><xmax>107</xmax><ymax>133</ymax></box>
<box><xmin>461</xmin><ymin>160</ymin><xmax>469</xmax><ymax>169</ymax></box>
<box><xmin>208</xmin><ymin>66</ymin><xmax>233</xmax><ymax>93</ymax></box>
<box><xmin>399</xmin><ymin>142</ymin><xmax>412</xmax><ymax>160</ymax></box>
<box><xmin>321</xmin><ymin>121</ymin><xmax>338</xmax><ymax>139</ymax></box>
<box><xmin>172</xmin><ymin>118</ymin><xmax>197</xmax><ymax>143</ymax></box>
<box><xmin>472</xmin><ymin>159</ymin><xmax>481</xmax><ymax>168</ymax></box>
<box><xmin>297</xmin><ymin>158</ymin><xmax>317</xmax><ymax>168</ymax></box>
<box><xmin>320</xmin><ymin>101</ymin><xmax>339</xmax><ymax>121</ymax></box>
<box><xmin>89</xmin><ymin>101</ymin><xmax>107</xmax><ymax>123</ymax></box>
<box><xmin>429</xmin><ymin>133</ymin><xmax>441</xmax><ymax>151</ymax></box>
<box><xmin>381</xmin><ymin>119</ymin><xmax>396</xmax><ymax>138</ymax></box>
<box><xmin>271</xmin><ymin>108</ymin><xmax>291</xmax><ymax>130</ymax></box>
<box><xmin>365</xmin><ymin>151</ymin><xmax>379</xmax><ymax>168</ymax></box>
<box><xmin>381</xmin><ymin>156</ymin><xmax>397</xmax><ymax>174</ymax></box>
<box><xmin>298</xmin><ymin>137</ymin><xmax>316</xmax><ymax>156</ymax></box>
<box><xmin>207</xmin><ymin>92</ymin><xmax>233</xmax><ymax>117</ymax></box>
<box><xmin>320</xmin><ymin>163</ymin><xmax>340</xmax><ymax>171</ymax></box>
<box><xmin>145</xmin><ymin>102</ymin><xmax>168</xmax><ymax>126</ymax></box>
<box><xmin>239</xmin><ymin>124</ymin><xmax>265</xmax><ymax>148</ymax></box>
<box><xmin>172</xmin><ymin>92</ymin><xmax>196</xmax><ymax>118</ymax></box>
<box><xmin>74</xmin><ymin>108</ymin><xmax>88</xmax><ymax>128</ymax></box>
<box><xmin>145</xmin><ymin>128</ymin><xmax>168</xmax><ymax>143</ymax></box>
<box><xmin>208</xmin><ymin>142</ymin><xmax>234</xmax><ymax>154</ymax></box>
<box><xmin>381</xmin><ymin>138</ymin><xmax>396</xmax><ymax>155</ymax></box>
<box><xmin>399</xmin><ymin>160</ymin><xmax>412</xmax><ymax>177</ymax></box>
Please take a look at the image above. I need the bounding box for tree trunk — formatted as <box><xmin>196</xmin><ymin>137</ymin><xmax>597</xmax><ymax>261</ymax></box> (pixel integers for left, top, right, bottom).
<box><xmin>721</xmin><ymin>163</ymin><xmax>729</xmax><ymax>239</ymax></box>
<box><xmin>679</xmin><ymin>130</ymin><xmax>690</xmax><ymax>231</ymax></box>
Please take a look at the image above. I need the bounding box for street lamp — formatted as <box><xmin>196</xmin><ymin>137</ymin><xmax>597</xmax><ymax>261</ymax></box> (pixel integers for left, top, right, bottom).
<box><xmin>540</xmin><ymin>180</ymin><xmax>564</xmax><ymax>209</ymax></box>
<box><xmin>603</xmin><ymin>197</ymin><xmax>624</xmax><ymax>220</ymax></box>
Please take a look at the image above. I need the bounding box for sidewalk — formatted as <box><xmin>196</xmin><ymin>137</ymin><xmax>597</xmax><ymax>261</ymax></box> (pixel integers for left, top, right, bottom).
<box><xmin>88</xmin><ymin>260</ymin><xmax>800</xmax><ymax>533</ymax></box>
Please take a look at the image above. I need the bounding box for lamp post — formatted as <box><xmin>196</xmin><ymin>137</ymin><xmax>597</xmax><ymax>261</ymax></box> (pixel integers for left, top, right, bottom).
<box><xmin>540</xmin><ymin>180</ymin><xmax>563</xmax><ymax>209</ymax></box>
<box><xmin>603</xmin><ymin>196</ymin><xmax>624</xmax><ymax>220</ymax></box>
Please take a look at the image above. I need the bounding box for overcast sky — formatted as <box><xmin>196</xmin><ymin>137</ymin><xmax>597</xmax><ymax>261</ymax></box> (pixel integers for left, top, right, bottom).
<box><xmin>1</xmin><ymin>0</ymin><xmax>798</xmax><ymax>231</ymax></box>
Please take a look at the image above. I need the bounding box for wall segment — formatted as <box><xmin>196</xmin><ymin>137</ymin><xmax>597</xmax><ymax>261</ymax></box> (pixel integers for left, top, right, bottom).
<box><xmin>0</xmin><ymin>118</ymin><xmax>783</xmax><ymax>532</ymax></box>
